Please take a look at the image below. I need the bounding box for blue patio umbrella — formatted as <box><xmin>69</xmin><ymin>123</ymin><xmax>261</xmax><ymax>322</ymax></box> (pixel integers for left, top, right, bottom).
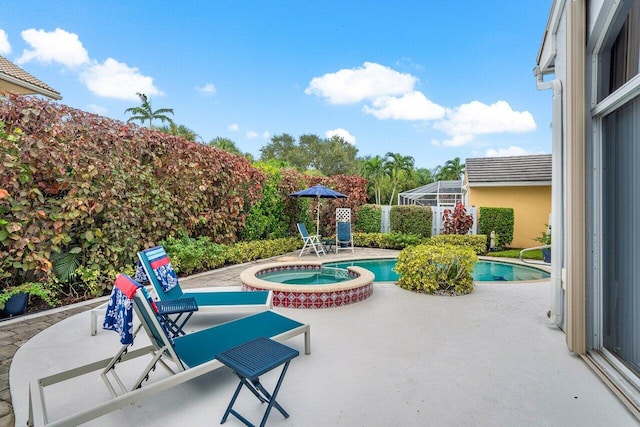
<box><xmin>290</xmin><ymin>184</ymin><xmax>348</xmax><ymax>235</ymax></box>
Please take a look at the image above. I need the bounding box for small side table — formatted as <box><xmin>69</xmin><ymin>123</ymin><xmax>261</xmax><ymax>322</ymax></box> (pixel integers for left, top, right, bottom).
<box><xmin>322</xmin><ymin>239</ymin><xmax>334</xmax><ymax>254</ymax></box>
<box><xmin>217</xmin><ymin>337</ymin><xmax>299</xmax><ymax>427</ymax></box>
<box><xmin>154</xmin><ymin>297</ymin><xmax>198</xmax><ymax>337</ymax></box>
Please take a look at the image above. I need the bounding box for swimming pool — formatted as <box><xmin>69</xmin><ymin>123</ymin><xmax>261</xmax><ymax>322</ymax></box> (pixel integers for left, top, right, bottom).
<box><xmin>240</xmin><ymin>258</ymin><xmax>550</xmax><ymax>309</ymax></box>
<box><xmin>323</xmin><ymin>258</ymin><xmax>550</xmax><ymax>282</ymax></box>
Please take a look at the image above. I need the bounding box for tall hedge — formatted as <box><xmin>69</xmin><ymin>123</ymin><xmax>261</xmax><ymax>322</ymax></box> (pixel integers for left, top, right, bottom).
<box><xmin>0</xmin><ymin>95</ymin><xmax>264</xmax><ymax>292</ymax></box>
<box><xmin>240</xmin><ymin>161</ymin><xmax>294</xmax><ymax>241</ymax></box>
<box><xmin>478</xmin><ymin>207</ymin><xmax>514</xmax><ymax>248</ymax></box>
<box><xmin>389</xmin><ymin>205</ymin><xmax>432</xmax><ymax>238</ymax></box>
<box><xmin>354</xmin><ymin>204</ymin><xmax>382</xmax><ymax>233</ymax></box>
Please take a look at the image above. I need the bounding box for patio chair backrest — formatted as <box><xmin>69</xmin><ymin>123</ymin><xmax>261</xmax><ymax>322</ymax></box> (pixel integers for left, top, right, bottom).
<box><xmin>125</xmin><ymin>276</ymin><xmax>185</xmax><ymax>368</ymax></box>
<box><xmin>297</xmin><ymin>223</ymin><xmax>311</xmax><ymax>238</ymax></box>
<box><xmin>137</xmin><ymin>246</ymin><xmax>185</xmax><ymax>300</ymax></box>
<box><xmin>337</xmin><ymin>221</ymin><xmax>351</xmax><ymax>240</ymax></box>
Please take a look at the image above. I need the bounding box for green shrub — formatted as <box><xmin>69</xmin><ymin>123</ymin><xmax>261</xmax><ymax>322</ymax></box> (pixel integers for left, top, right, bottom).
<box><xmin>353</xmin><ymin>232</ymin><xmax>424</xmax><ymax>249</ymax></box>
<box><xmin>428</xmin><ymin>234</ymin><xmax>488</xmax><ymax>255</ymax></box>
<box><xmin>478</xmin><ymin>207</ymin><xmax>514</xmax><ymax>248</ymax></box>
<box><xmin>161</xmin><ymin>234</ymin><xmax>227</xmax><ymax>275</ymax></box>
<box><xmin>240</xmin><ymin>163</ymin><xmax>289</xmax><ymax>241</ymax></box>
<box><xmin>0</xmin><ymin>281</ymin><xmax>57</xmax><ymax>310</ymax></box>
<box><xmin>389</xmin><ymin>205</ymin><xmax>432</xmax><ymax>238</ymax></box>
<box><xmin>354</xmin><ymin>204</ymin><xmax>381</xmax><ymax>233</ymax></box>
<box><xmin>226</xmin><ymin>238</ymin><xmax>299</xmax><ymax>264</ymax></box>
<box><xmin>162</xmin><ymin>235</ymin><xmax>300</xmax><ymax>275</ymax></box>
<box><xmin>395</xmin><ymin>243</ymin><xmax>477</xmax><ymax>294</ymax></box>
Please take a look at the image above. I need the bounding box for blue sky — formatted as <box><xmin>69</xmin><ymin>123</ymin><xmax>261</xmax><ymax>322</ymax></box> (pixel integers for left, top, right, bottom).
<box><xmin>0</xmin><ymin>1</ymin><xmax>553</xmax><ymax>170</ymax></box>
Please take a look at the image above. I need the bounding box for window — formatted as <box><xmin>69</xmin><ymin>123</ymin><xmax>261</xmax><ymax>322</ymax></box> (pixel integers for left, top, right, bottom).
<box><xmin>607</xmin><ymin>1</ymin><xmax>640</xmax><ymax>96</ymax></box>
<box><xmin>601</xmin><ymin>97</ymin><xmax>640</xmax><ymax>376</ymax></box>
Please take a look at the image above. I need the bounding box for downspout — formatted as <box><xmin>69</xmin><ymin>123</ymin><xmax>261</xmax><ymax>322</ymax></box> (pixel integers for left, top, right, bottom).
<box><xmin>535</xmin><ymin>66</ymin><xmax>564</xmax><ymax>328</ymax></box>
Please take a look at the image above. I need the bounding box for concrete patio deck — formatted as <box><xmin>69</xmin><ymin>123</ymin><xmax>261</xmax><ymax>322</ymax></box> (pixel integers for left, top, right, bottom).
<box><xmin>7</xmin><ymin>248</ymin><xmax>640</xmax><ymax>426</ymax></box>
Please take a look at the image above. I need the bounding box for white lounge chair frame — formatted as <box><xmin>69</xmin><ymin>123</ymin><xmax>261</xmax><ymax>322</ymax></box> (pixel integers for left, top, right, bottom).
<box><xmin>29</xmin><ymin>285</ymin><xmax>310</xmax><ymax>427</ymax></box>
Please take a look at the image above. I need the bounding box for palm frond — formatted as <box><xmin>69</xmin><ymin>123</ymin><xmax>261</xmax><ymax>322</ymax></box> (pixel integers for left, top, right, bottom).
<box><xmin>51</xmin><ymin>250</ymin><xmax>82</xmax><ymax>283</ymax></box>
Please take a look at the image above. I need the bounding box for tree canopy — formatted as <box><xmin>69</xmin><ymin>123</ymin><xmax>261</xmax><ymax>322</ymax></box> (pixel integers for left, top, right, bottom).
<box><xmin>260</xmin><ymin>133</ymin><xmax>359</xmax><ymax>175</ymax></box>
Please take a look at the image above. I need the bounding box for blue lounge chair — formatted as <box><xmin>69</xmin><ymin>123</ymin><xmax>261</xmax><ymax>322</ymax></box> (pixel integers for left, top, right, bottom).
<box><xmin>336</xmin><ymin>221</ymin><xmax>354</xmax><ymax>253</ymax></box>
<box><xmin>89</xmin><ymin>246</ymin><xmax>273</xmax><ymax>335</ymax></box>
<box><xmin>29</xmin><ymin>274</ymin><xmax>310</xmax><ymax>426</ymax></box>
<box><xmin>297</xmin><ymin>223</ymin><xmax>326</xmax><ymax>256</ymax></box>
<box><xmin>137</xmin><ymin>246</ymin><xmax>273</xmax><ymax>310</ymax></box>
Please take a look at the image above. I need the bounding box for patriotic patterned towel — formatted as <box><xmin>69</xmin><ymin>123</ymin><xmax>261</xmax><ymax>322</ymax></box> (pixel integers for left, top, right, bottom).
<box><xmin>103</xmin><ymin>274</ymin><xmax>139</xmax><ymax>344</ymax></box>
<box><xmin>138</xmin><ymin>246</ymin><xmax>179</xmax><ymax>293</ymax></box>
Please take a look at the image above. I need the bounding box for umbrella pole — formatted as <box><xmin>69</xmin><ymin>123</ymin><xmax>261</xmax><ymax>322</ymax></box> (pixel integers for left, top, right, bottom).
<box><xmin>316</xmin><ymin>196</ymin><xmax>320</xmax><ymax>236</ymax></box>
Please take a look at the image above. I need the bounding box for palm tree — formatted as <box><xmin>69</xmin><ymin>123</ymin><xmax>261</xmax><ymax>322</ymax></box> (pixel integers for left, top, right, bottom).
<box><xmin>436</xmin><ymin>157</ymin><xmax>465</xmax><ymax>181</ymax></box>
<box><xmin>209</xmin><ymin>137</ymin><xmax>242</xmax><ymax>155</ymax></box>
<box><xmin>384</xmin><ymin>152</ymin><xmax>415</xmax><ymax>205</ymax></box>
<box><xmin>361</xmin><ymin>155</ymin><xmax>385</xmax><ymax>204</ymax></box>
<box><xmin>157</xmin><ymin>123</ymin><xmax>200</xmax><ymax>141</ymax></box>
<box><xmin>124</xmin><ymin>93</ymin><xmax>174</xmax><ymax>128</ymax></box>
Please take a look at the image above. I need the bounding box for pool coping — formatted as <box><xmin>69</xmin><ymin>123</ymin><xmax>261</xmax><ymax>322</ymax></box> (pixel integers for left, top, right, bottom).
<box><xmin>240</xmin><ymin>261</ymin><xmax>375</xmax><ymax>293</ymax></box>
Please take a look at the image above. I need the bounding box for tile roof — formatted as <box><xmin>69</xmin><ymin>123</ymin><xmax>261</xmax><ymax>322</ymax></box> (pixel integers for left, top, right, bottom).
<box><xmin>0</xmin><ymin>55</ymin><xmax>61</xmax><ymax>99</ymax></box>
<box><xmin>465</xmin><ymin>154</ymin><xmax>552</xmax><ymax>184</ymax></box>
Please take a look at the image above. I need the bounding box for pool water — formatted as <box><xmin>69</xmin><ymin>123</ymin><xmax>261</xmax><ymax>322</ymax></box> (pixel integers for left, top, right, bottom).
<box><xmin>258</xmin><ymin>268</ymin><xmax>352</xmax><ymax>285</ymax></box>
<box><xmin>323</xmin><ymin>258</ymin><xmax>550</xmax><ymax>283</ymax></box>
<box><xmin>324</xmin><ymin>259</ymin><xmax>401</xmax><ymax>282</ymax></box>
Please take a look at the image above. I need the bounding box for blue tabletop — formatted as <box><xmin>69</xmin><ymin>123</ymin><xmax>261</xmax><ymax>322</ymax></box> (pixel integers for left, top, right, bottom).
<box><xmin>216</xmin><ymin>337</ymin><xmax>299</xmax><ymax>379</ymax></box>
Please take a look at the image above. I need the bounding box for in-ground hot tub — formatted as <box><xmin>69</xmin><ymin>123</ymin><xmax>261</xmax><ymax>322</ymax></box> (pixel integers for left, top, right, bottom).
<box><xmin>240</xmin><ymin>261</ymin><xmax>374</xmax><ymax>308</ymax></box>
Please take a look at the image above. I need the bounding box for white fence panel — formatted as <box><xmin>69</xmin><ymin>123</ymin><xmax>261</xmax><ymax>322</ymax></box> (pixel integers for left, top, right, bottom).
<box><xmin>431</xmin><ymin>206</ymin><xmax>477</xmax><ymax>236</ymax></box>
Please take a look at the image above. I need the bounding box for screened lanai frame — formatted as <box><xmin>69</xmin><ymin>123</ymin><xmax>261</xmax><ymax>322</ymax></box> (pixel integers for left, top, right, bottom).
<box><xmin>398</xmin><ymin>180</ymin><xmax>465</xmax><ymax>207</ymax></box>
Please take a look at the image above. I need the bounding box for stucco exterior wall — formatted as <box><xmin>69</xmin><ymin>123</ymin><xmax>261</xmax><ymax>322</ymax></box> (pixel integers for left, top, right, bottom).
<box><xmin>469</xmin><ymin>186</ymin><xmax>551</xmax><ymax>248</ymax></box>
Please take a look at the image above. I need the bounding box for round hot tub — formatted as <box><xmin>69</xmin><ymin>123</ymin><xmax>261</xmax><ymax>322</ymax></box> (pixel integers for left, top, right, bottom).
<box><xmin>240</xmin><ymin>261</ymin><xmax>374</xmax><ymax>309</ymax></box>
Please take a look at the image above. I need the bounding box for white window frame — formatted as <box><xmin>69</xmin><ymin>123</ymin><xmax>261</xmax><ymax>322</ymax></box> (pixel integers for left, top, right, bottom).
<box><xmin>590</xmin><ymin>0</ymin><xmax>640</xmax><ymax>393</ymax></box>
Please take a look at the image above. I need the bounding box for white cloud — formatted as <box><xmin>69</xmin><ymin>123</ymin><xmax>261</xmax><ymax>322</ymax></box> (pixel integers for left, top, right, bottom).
<box><xmin>85</xmin><ymin>104</ymin><xmax>108</xmax><ymax>115</ymax></box>
<box><xmin>246</xmin><ymin>130</ymin><xmax>258</xmax><ymax>139</ymax></box>
<box><xmin>17</xmin><ymin>28</ymin><xmax>89</xmax><ymax>68</ymax></box>
<box><xmin>326</xmin><ymin>128</ymin><xmax>356</xmax><ymax>145</ymax></box>
<box><xmin>431</xmin><ymin>134</ymin><xmax>474</xmax><ymax>147</ymax></box>
<box><xmin>197</xmin><ymin>83</ymin><xmax>216</xmax><ymax>95</ymax></box>
<box><xmin>228</xmin><ymin>123</ymin><xmax>239</xmax><ymax>131</ymax></box>
<box><xmin>433</xmin><ymin>100</ymin><xmax>536</xmax><ymax>147</ymax></box>
<box><xmin>363</xmin><ymin>91</ymin><xmax>445</xmax><ymax>121</ymax></box>
<box><xmin>261</xmin><ymin>131</ymin><xmax>270</xmax><ymax>139</ymax></box>
<box><xmin>485</xmin><ymin>146</ymin><xmax>547</xmax><ymax>157</ymax></box>
<box><xmin>80</xmin><ymin>58</ymin><xmax>161</xmax><ymax>100</ymax></box>
<box><xmin>305</xmin><ymin>62</ymin><xmax>416</xmax><ymax>104</ymax></box>
<box><xmin>0</xmin><ymin>30</ymin><xmax>11</xmax><ymax>55</ymax></box>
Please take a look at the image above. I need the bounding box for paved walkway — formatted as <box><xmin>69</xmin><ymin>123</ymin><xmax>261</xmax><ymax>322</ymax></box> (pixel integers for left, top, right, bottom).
<box><xmin>5</xmin><ymin>249</ymin><xmax>640</xmax><ymax>426</ymax></box>
<box><xmin>0</xmin><ymin>299</ymin><xmax>105</xmax><ymax>426</ymax></box>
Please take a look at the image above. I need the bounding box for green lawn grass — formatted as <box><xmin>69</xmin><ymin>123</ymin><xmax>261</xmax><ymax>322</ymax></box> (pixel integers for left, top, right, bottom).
<box><xmin>485</xmin><ymin>249</ymin><xmax>543</xmax><ymax>260</ymax></box>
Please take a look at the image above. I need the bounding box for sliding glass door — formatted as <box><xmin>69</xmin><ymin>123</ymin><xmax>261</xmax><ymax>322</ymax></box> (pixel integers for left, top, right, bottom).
<box><xmin>601</xmin><ymin>97</ymin><xmax>640</xmax><ymax>376</ymax></box>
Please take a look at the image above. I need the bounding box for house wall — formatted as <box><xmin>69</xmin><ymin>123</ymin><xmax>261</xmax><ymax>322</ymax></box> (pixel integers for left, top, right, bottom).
<box><xmin>539</xmin><ymin>0</ymin><xmax>640</xmax><ymax>418</ymax></box>
<box><xmin>468</xmin><ymin>186</ymin><xmax>551</xmax><ymax>248</ymax></box>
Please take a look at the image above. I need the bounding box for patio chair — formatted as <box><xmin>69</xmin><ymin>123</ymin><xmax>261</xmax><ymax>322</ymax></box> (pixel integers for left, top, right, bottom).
<box><xmin>336</xmin><ymin>222</ymin><xmax>355</xmax><ymax>253</ymax></box>
<box><xmin>89</xmin><ymin>246</ymin><xmax>273</xmax><ymax>335</ymax></box>
<box><xmin>28</xmin><ymin>274</ymin><xmax>310</xmax><ymax>427</ymax></box>
<box><xmin>297</xmin><ymin>223</ymin><xmax>326</xmax><ymax>256</ymax></box>
<box><xmin>335</xmin><ymin>207</ymin><xmax>354</xmax><ymax>253</ymax></box>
